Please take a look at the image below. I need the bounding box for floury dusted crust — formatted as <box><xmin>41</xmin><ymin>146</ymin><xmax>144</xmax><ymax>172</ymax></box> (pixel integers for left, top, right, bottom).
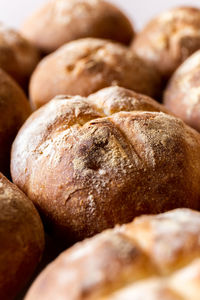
<box><xmin>11</xmin><ymin>87</ymin><xmax>200</xmax><ymax>242</ymax></box>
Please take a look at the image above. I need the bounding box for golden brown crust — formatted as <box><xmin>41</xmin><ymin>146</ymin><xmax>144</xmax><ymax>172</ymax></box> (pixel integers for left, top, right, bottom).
<box><xmin>0</xmin><ymin>68</ymin><xmax>31</xmax><ymax>175</ymax></box>
<box><xmin>132</xmin><ymin>6</ymin><xmax>200</xmax><ymax>78</ymax></box>
<box><xmin>20</xmin><ymin>0</ymin><xmax>134</xmax><ymax>54</ymax></box>
<box><xmin>25</xmin><ymin>209</ymin><xmax>200</xmax><ymax>300</ymax></box>
<box><xmin>164</xmin><ymin>50</ymin><xmax>200</xmax><ymax>132</ymax></box>
<box><xmin>0</xmin><ymin>172</ymin><xmax>45</xmax><ymax>300</ymax></box>
<box><xmin>29</xmin><ymin>38</ymin><xmax>162</xmax><ymax>109</ymax></box>
<box><xmin>0</xmin><ymin>23</ymin><xmax>40</xmax><ymax>88</ymax></box>
<box><xmin>11</xmin><ymin>87</ymin><xmax>200</xmax><ymax>242</ymax></box>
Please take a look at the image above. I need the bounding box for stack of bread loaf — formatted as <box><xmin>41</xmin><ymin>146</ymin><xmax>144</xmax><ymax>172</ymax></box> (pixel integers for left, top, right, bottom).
<box><xmin>1</xmin><ymin>1</ymin><xmax>200</xmax><ymax>299</ymax></box>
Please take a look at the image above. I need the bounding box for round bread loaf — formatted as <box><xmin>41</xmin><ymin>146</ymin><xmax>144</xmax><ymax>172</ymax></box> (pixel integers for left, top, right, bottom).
<box><xmin>29</xmin><ymin>38</ymin><xmax>161</xmax><ymax>109</ymax></box>
<box><xmin>0</xmin><ymin>172</ymin><xmax>44</xmax><ymax>300</ymax></box>
<box><xmin>132</xmin><ymin>6</ymin><xmax>200</xmax><ymax>79</ymax></box>
<box><xmin>0</xmin><ymin>23</ymin><xmax>40</xmax><ymax>88</ymax></box>
<box><xmin>0</xmin><ymin>68</ymin><xmax>31</xmax><ymax>176</ymax></box>
<box><xmin>11</xmin><ymin>87</ymin><xmax>200</xmax><ymax>242</ymax></box>
<box><xmin>164</xmin><ymin>50</ymin><xmax>200</xmax><ymax>132</ymax></box>
<box><xmin>25</xmin><ymin>209</ymin><xmax>200</xmax><ymax>300</ymax></box>
<box><xmin>20</xmin><ymin>0</ymin><xmax>134</xmax><ymax>54</ymax></box>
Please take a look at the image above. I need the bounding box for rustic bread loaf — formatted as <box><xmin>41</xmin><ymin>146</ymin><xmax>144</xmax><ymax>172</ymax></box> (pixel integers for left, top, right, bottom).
<box><xmin>25</xmin><ymin>209</ymin><xmax>200</xmax><ymax>300</ymax></box>
<box><xmin>29</xmin><ymin>38</ymin><xmax>162</xmax><ymax>109</ymax></box>
<box><xmin>0</xmin><ymin>173</ymin><xmax>44</xmax><ymax>300</ymax></box>
<box><xmin>11</xmin><ymin>87</ymin><xmax>200</xmax><ymax>242</ymax></box>
<box><xmin>164</xmin><ymin>50</ymin><xmax>200</xmax><ymax>132</ymax></box>
<box><xmin>132</xmin><ymin>6</ymin><xmax>200</xmax><ymax>79</ymax></box>
<box><xmin>0</xmin><ymin>69</ymin><xmax>31</xmax><ymax>176</ymax></box>
<box><xmin>0</xmin><ymin>23</ymin><xmax>40</xmax><ymax>88</ymax></box>
<box><xmin>20</xmin><ymin>0</ymin><xmax>134</xmax><ymax>54</ymax></box>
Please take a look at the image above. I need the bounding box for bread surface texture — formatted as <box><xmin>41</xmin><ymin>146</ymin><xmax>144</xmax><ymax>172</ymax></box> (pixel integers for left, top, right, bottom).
<box><xmin>29</xmin><ymin>38</ymin><xmax>161</xmax><ymax>109</ymax></box>
<box><xmin>164</xmin><ymin>50</ymin><xmax>200</xmax><ymax>132</ymax></box>
<box><xmin>0</xmin><ymin>173</ymin><xmax>44</xmax><ymax>300</ymax></box>
<box><xmin>0</xmin><ymin>68</ymin><xmax>31</xmax><ymax>175</ymax></box>
<box><xmin>25</xmin><ymin>209</ymin><xmax>200</xmax><ymax>300</ymax></box>
<box><xmin>11</xmin><ymin>86</ymin><xmax>200</xmax><ymax>242</ymax></box>
<box><xmin>21</xmin><ymin>0</ymin><xmax>134</xmax><ymax>54</ymax></box>
<box><xmin>133</xmin><ymin>6</ymin><xmax>200</xmax><ymax>78</ymax></box>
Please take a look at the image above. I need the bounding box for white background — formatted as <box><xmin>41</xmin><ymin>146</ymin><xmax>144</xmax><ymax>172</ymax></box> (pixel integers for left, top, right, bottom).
<box><xmin>0</xmin><ymin>0</ymin><xmax>199</xmax><ymax>31</ymax></box>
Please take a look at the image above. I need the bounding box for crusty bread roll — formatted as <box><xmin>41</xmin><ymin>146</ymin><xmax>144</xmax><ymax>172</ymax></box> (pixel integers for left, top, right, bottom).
<box><xmin>164</xmin><ymin>50</ymin><xmax>200</xmax><ymax>132</ymax></box>
<box><xmin>20</xmin><ymin>0</ymin><xmax>134</xmax><ymax>54</ymax></box>
<box><xmin>0</xmin><ymin>23</ymin><xmax>40</xmax><ymax>88</ymax></box>
<box><xmin>11</xmin><ymin>87</ymin><xmax>200</xmax><ymax>242</ymax></box>
<box><xmin>0</xmin><ymin>68</ymin><xmax>31</xmax><ymax>176</ymax></box>
<box><xmin>132</xmin><ymin>7</ymin><xmax>200</xmax><ymax>79</ymax></box>
<box><xmin>25</xmin><ymin>209</ymin><xmax>200</xmax><ymax>300</ymax></box>
<box><xmin>0</xmin><ymin>173</ymin><xmax>44</xmax><ymax>300</ymax></box>
<box><xmin>29</xmin><ymin>38</ymin><xmax>162</xmax><ymax>109</ymax></box>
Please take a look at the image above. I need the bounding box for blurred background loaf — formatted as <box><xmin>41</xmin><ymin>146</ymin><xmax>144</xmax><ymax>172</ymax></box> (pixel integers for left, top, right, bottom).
<box><xmin>0</xmin><ymin>23</ymin><xmax>40</xmax><ymax>89</ymax></box>
<box><xmin>29</xmin><ymin>38</ymin><xmax>161</xmax><ymax>109</ymax></box>
<box><xmin>0</xmin><ymin>69</ymin><xmax>31</xmax><ymax>176</ymax></box>
<box><xmin>132</xmin><ymin>7</ymin><xmax>200</xmax><ymax>79</ymax></box>
<box><xmin>20</xmin><ymin>0</ymin><xmax>134</xmax><ymax>54</ymax></box>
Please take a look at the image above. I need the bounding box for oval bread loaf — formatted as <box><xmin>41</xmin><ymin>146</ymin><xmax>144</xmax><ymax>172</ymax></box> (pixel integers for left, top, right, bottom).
<box><xmin>20</xmin><ymin>0</ymin><xmax>134</xmax><ymax>54</ymax></box>
<box><xmin>164</xmin><ymin>50</ymin><xmax>200</xmax><ymax>132</ymax></box>
<box><xmin>0</xmin><ymin>173</ymin><xmax>44</xmax><ymax>300</ymax></box>
<box><xmin>29</xmin><ymin>38</ymin><xmax>162</xmax><ymax>109</ymax></box>
<box><xmin>0</xmin><ymin>69</ymin><xmax>31</xmax><ymax>176</ymax></box>
<box><xmin>25</xmin><ymin>208</ymin><xmax>200</xmax><ymax>300</ymax></box>
<box><xmin>133</xmin><ymin>6</ymin><xmax>200</xmax><ymax>79</ymax></box>
<box><xmin>0</xmin><ymin>23</ymin><xmax>40</xmax><ymax>88</ymax></box>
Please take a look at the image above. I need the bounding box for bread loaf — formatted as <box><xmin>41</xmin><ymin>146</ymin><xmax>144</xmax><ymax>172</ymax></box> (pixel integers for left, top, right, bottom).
<box><xmin>132</xmin><ymin>7</ymin><xmax>200</xmax><ymax>79</ymax></box>
<box><xmin>11</xmin><ymin>87</ymin><xmax>200</xmax><ymax>242</ymax></box>
<box><xmin>0</xmin><ymin>68</ymin><xmax>31</xmax><ymax>175</ymax></box>
<box><xmin>25</xmin><ymin>209</ymin><xmax>200</xmax><ymax>300</ymax></box>
<box><xmin>0</xmin><ymin>23</ymin><xmax>40</xmax><ymax>88</ymax></box>
<box><xmin>164</xmin><ymin>50</ymin><xmax>200</xmax><ymax>132</ymax></box>
<box><xmin>29</xmin><ymin>38</ymin><xmax>161</xmax><ymax>109</ymax></box>
<box><xmin>20</xmin><ymin>0</ymin><xmax>134</xmax><ymax>54</ymax></box>
<box><xmin>0</xmin><ymin>173</ymin><xmax>44</xmax><ymax>300</ymax></box>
